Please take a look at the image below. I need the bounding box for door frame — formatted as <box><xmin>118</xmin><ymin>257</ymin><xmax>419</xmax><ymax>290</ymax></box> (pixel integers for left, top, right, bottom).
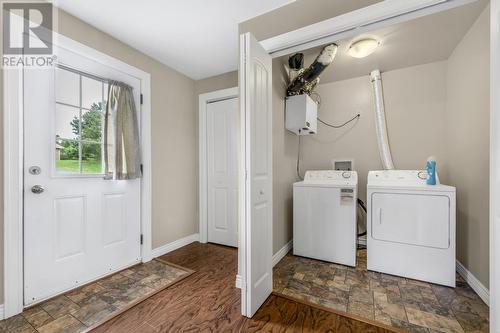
<box><xmin>3</xmin><ymin>32</ymin><xmax>152</xmax><ymax>318</ymax></box>
<box><xmin>238</xmin><ymin>0</ymin><xmax>490</xmax><ymax>318</ymax></box>
<box><xmin>490</xmin><ymin>0</ymin><xmax>499</xmax><ymax>328</ymax></box>
<box><xmin>198</xmin><ymin>87</ymin><xmax>238</xmax><ymax>244</ymax></box>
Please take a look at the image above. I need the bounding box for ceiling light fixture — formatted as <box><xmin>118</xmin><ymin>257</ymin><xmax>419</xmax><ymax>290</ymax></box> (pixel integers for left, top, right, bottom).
<box><xmin>347</xmin><ymin>38</ymin><xmax>380</xmax><ymax>58</ymax></box>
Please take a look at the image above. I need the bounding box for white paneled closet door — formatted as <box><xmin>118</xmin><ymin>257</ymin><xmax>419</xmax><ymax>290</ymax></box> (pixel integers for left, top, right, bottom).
<box><xmin>240</xmin><ymin>32</ymin><xmax>273</xmax><ymax>317</ymax></box>
<box><xmin>207</xmin><ymin>98</ymin><xmax>239</xmax><ymax>247</ymax></box>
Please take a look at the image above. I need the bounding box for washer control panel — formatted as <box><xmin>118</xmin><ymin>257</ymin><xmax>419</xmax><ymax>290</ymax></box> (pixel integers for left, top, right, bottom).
<box><xmin>304</xmin><ymin>170</ymin><xmax>358</xmax><ymax>185</ymax></box>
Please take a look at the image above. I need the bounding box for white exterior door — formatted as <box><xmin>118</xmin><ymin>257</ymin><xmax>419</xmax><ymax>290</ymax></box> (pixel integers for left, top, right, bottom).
<box><xmin>240</xmin><ymin>32</ymin><xmax>273</xmax><ymax>317</ymax></box>
<box><xmin>23</xmin><ymin>46</ymin><xmax>142</xmax><ymax>305</ymax></box>
<box><xmin>207</xmin><ymin>98</ymin><xmax>238</xmax><ymax>247</ymax></box>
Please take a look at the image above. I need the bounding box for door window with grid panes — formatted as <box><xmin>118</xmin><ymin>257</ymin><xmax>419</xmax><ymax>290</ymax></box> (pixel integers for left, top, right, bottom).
<box><xmin>55</xmin><ymin>66</ymin><xmax>108</xmax><ymax>174</ymax></box>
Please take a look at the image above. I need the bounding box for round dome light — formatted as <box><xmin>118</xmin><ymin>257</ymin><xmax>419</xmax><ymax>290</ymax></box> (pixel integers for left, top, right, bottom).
<box><xmin>347</xmin><ymin>38</ymin><xmax>380</xmax><ymax>58</ymax></box>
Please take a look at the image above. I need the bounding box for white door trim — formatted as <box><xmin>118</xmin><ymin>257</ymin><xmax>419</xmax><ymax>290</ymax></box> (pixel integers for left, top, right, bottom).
<box><xmin>3</xmin><ymin>32</ymin><xmax>152</xmax><ymax>318</ymax></box>
<box><xmin>260</xmin><ymin>0</ymin><xmax>479</xmax><ymax>58</ymax></box>
<box><xmin>490</xmin><ymin>0</ymin><xmax>499</xmax><ymax>329</ymax></box>
<box><xmin>198</xmin><ymin>87</ymin><xmax>238</xmax><ymax>244</ymax></box>
<box><xmin>3</xmin><ymin>67</ymin><xmax>25</xmax><ymax>318</ymax></box>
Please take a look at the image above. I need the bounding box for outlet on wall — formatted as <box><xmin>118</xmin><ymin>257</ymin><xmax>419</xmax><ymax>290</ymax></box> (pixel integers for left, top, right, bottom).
<box><xmin>332</xmin><ymin>159</ymin><xmax>354</xmax><ymax>171</ymax></box>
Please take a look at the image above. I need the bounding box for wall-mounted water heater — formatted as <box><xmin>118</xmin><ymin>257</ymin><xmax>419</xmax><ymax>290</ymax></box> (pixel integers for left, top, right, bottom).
<box><xmin>285</xmin><ymin>94</ymin><xmax>318</xmax><ymax>135</ymax></box>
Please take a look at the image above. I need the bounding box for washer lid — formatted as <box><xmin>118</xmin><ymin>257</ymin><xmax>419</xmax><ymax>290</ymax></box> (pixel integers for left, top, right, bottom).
<box><xmin>297</xmin><ymin>170</ymin><xmax>358</xmax><ymax>186</ymax></box>
<box><xmin>367</xmin><ymin>170</ymin><xmax>455</xmax><ymax>191</ymax></box>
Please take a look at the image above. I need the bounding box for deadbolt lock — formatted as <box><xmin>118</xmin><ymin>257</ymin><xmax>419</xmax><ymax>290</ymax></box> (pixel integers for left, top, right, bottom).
<box><xmin>29</xmin><ymin>166</ymin><xmax>41</xmax><ymax>175</ymax></box>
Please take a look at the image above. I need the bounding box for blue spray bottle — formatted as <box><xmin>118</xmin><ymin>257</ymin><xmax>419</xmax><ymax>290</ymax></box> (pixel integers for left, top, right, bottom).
<box><xmin>426</xmin><ymin>157</ymin><xmax>437</xmax><ymax>185</ymax></box>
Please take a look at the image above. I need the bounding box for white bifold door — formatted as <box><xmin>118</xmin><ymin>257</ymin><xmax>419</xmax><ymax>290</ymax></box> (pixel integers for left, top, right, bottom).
<box><xmin>240</xmin><ymin>33</ymin><xmax>273</xmax><ymax>317</ymax></box>
<box><xmin>23</xmin><ymin>46</ymin><xmax>142</xmax><ymax>305</ymax></box>
<box><xmin>207</xmin><ymin>98</ymin><xmax>239</xmax><ymax>247</ymax></box>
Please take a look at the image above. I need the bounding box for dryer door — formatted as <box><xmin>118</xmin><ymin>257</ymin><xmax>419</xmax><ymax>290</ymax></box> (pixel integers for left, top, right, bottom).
<box><xmin>371</xmin><ymin>192</ymin><xmax>450</xmax><ymax>249</ymax></box>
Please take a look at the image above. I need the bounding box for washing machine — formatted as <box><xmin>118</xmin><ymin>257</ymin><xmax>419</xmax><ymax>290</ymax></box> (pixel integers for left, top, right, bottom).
<box><xmin>293</xmin><ymin>170</ymin><xmax>358</xmax><ymax>267</ymax></box>
<box><xmin>367</xmin><ymin>170</ymin><xmax>456</xmax><ymax>287</ymax></box>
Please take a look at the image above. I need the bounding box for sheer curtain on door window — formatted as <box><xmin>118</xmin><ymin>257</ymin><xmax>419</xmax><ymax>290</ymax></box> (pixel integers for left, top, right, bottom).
<box><xmin>104</xmin><ymin>81</ymin><xmax>142</xmax><ymax>180</ymax></box>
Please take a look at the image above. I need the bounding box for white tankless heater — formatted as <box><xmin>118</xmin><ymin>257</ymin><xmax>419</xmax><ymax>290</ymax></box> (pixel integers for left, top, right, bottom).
<box><xmin>293</xmin><ymin>170</ymin><xmax>358</xmax><ymax>266</ymax></box>
<box><xmin>367</xmin><ymin>170</ymin><xmax>456</xmax><ymax>287</ymax></box>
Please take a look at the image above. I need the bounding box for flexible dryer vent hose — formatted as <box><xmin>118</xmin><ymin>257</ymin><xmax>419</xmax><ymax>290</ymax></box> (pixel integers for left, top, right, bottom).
<box><xmin>370</xmin><ymin>70</ymin><xmax>395</xmax><ymax>170</ymax></box>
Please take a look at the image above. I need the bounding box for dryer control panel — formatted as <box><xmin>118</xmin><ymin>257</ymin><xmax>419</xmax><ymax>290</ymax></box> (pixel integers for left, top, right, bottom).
<box><xmin>368</xmin><ymin>170</ymin><xmax>439</xmax><ymax>186</ymax></box>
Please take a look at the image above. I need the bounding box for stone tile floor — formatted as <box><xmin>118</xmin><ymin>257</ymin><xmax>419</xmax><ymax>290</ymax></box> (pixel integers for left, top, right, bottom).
<box><xmin>274</xmin><ymin>249</ymin><xmax>489</xmax><ymax>333</ymax></box>
<box><xmin>0</xmin><ymin>259</ymin><xmax>192</xmax><ymax>333</ymax></box>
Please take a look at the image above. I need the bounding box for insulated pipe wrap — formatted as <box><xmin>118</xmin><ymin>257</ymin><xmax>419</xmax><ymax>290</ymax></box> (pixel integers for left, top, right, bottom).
<box><xmin>370</xmin><ymin>70</ymin><xmax>395</xmax><ymax>170</ymax></box>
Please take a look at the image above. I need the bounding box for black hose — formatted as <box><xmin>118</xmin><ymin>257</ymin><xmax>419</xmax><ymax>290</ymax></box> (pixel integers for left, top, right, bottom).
<box><xmin>357</xmin><ymin>198</ymin><xmax>367</xmax><ymax>213</ymax></box>
<box><xmin>357</xmin><ymin>198</ymin><xmax>367</xmax><ymax>237</ymax></box>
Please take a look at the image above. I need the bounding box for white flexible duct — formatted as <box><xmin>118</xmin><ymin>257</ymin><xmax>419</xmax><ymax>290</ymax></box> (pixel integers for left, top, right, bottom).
<box><xmin>370</xmin><ymin>70</ymin><xmax>395</xmax><ymax>170</ymax></box>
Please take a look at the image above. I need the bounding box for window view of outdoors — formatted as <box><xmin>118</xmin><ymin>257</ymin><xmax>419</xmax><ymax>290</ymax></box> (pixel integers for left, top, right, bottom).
<box><xmin>55</xmin><ymin>67</ymin><xmax>107</xmax><ymax>174</ymax></box>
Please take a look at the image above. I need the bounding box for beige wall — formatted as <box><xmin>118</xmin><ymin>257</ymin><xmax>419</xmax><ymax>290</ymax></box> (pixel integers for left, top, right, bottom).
<box><xmin>195</xmin><ymin>71</ymin><xmax>238</xmax><ymax>96</ymax></box>
<box><xmin>302</xmin><ymin>62</ymin><xmax>448</xmax><ymax>201</ymax></box>
<box><xmin>445</xmin><ymin>8</ymin><xmax>490</xmax><ymax>287</ymax></box>
<box><xmin>0</xmin><ymin>9</ymin><xmax>198</xmax><ymax>301</ymax></box>
<box><xmin>272</xmin><ymin>61</ymin><xmax>448</xmax><ymax>253</ymax></box>
<box><xmin>239</xmin><ymin>0</ymin><xmax>381</xmax><ymax>41</ymax></box>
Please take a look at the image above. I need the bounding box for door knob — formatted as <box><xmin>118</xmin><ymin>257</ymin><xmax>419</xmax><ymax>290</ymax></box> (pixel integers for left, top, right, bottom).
<box><xmin>31</xmin><ymin>185</ymin><xmax>45</xmax><ymax>194</ymax></box>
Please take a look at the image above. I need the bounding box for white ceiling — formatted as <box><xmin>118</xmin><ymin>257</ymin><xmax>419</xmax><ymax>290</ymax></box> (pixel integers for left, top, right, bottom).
<box><xmin>56</xmin><ymin>0</ymin><xmax>294</xmax><ymax>80</ymax></box>
<box><xmin>284</xmin><ymin>0</ymin><xmax>488</xmax><ymax>85</ymax></box>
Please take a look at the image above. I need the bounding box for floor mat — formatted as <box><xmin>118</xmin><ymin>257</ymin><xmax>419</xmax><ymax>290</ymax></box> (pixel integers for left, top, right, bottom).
<box><xmin>0</xmin><ymin>259</ymin><xmax>193</xmax><ymax>333</ymax></box>
<box><xmin>273</xmin><ymin>249</ymin><xmax>489</xmax><ymax>333</ymax></box>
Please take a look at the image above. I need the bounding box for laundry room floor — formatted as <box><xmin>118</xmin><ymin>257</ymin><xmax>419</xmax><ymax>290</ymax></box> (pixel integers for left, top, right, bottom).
<box><xmin>273</xmin><ymin>249</ymin><xmax>489</xmax><ymax>333</ymax></box>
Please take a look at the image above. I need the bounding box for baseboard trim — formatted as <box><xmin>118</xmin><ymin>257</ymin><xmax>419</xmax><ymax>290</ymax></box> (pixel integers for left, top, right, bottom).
<box><xmin>456</xmin><ymin>260</ymin><xmax>489</xmax><ymax>305</ymax></box>
<box><xmin>151</xmin><ymin>233</ymin><xmax>200</xmax><ymax>258</ymax></box>
<box><xmin>273</xmin><ymin>240</ymin><xmax>293</xmax><ymax>267</ymax></box>
<box><xmin>0</xmin><ymin>304</ymin><xmax>4</xmax><ymax>320</ymax></box>
<box><xmin>235</xmin><ymin>274</ymin><xmax>243</xmax><ymax>289</ymax></box>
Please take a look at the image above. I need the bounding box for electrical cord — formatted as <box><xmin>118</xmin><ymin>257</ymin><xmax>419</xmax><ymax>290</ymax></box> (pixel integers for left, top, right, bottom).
<box><xmin>296</xmin><ymin>135</ymin><xmax>303</xmax><ymax>180</ymax></box>
<box><xmin>310</xmin><ymin>92</ymin><xmax>361</xmax><ymax>129</ymax></box>
<box><xmin>318</xmin><ymin>114</ymin><xmax>361</xmax><ymax>128</ymax></box>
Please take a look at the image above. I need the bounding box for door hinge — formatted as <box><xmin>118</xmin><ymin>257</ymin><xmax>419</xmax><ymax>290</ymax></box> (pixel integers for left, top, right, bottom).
<box><xmin>140</xmin><ymin>234</ymin><xmax>143</xmax><ymax>245</ymax></box>
<box><xmin>140</xmin><ymin>164</ymin><xmax>143</xmax><ymax>175</ymax></box>
<box><xmin>140</xmin><ymin>94</ymin><xmax>144</xmax><ymax>105</ymax></box>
